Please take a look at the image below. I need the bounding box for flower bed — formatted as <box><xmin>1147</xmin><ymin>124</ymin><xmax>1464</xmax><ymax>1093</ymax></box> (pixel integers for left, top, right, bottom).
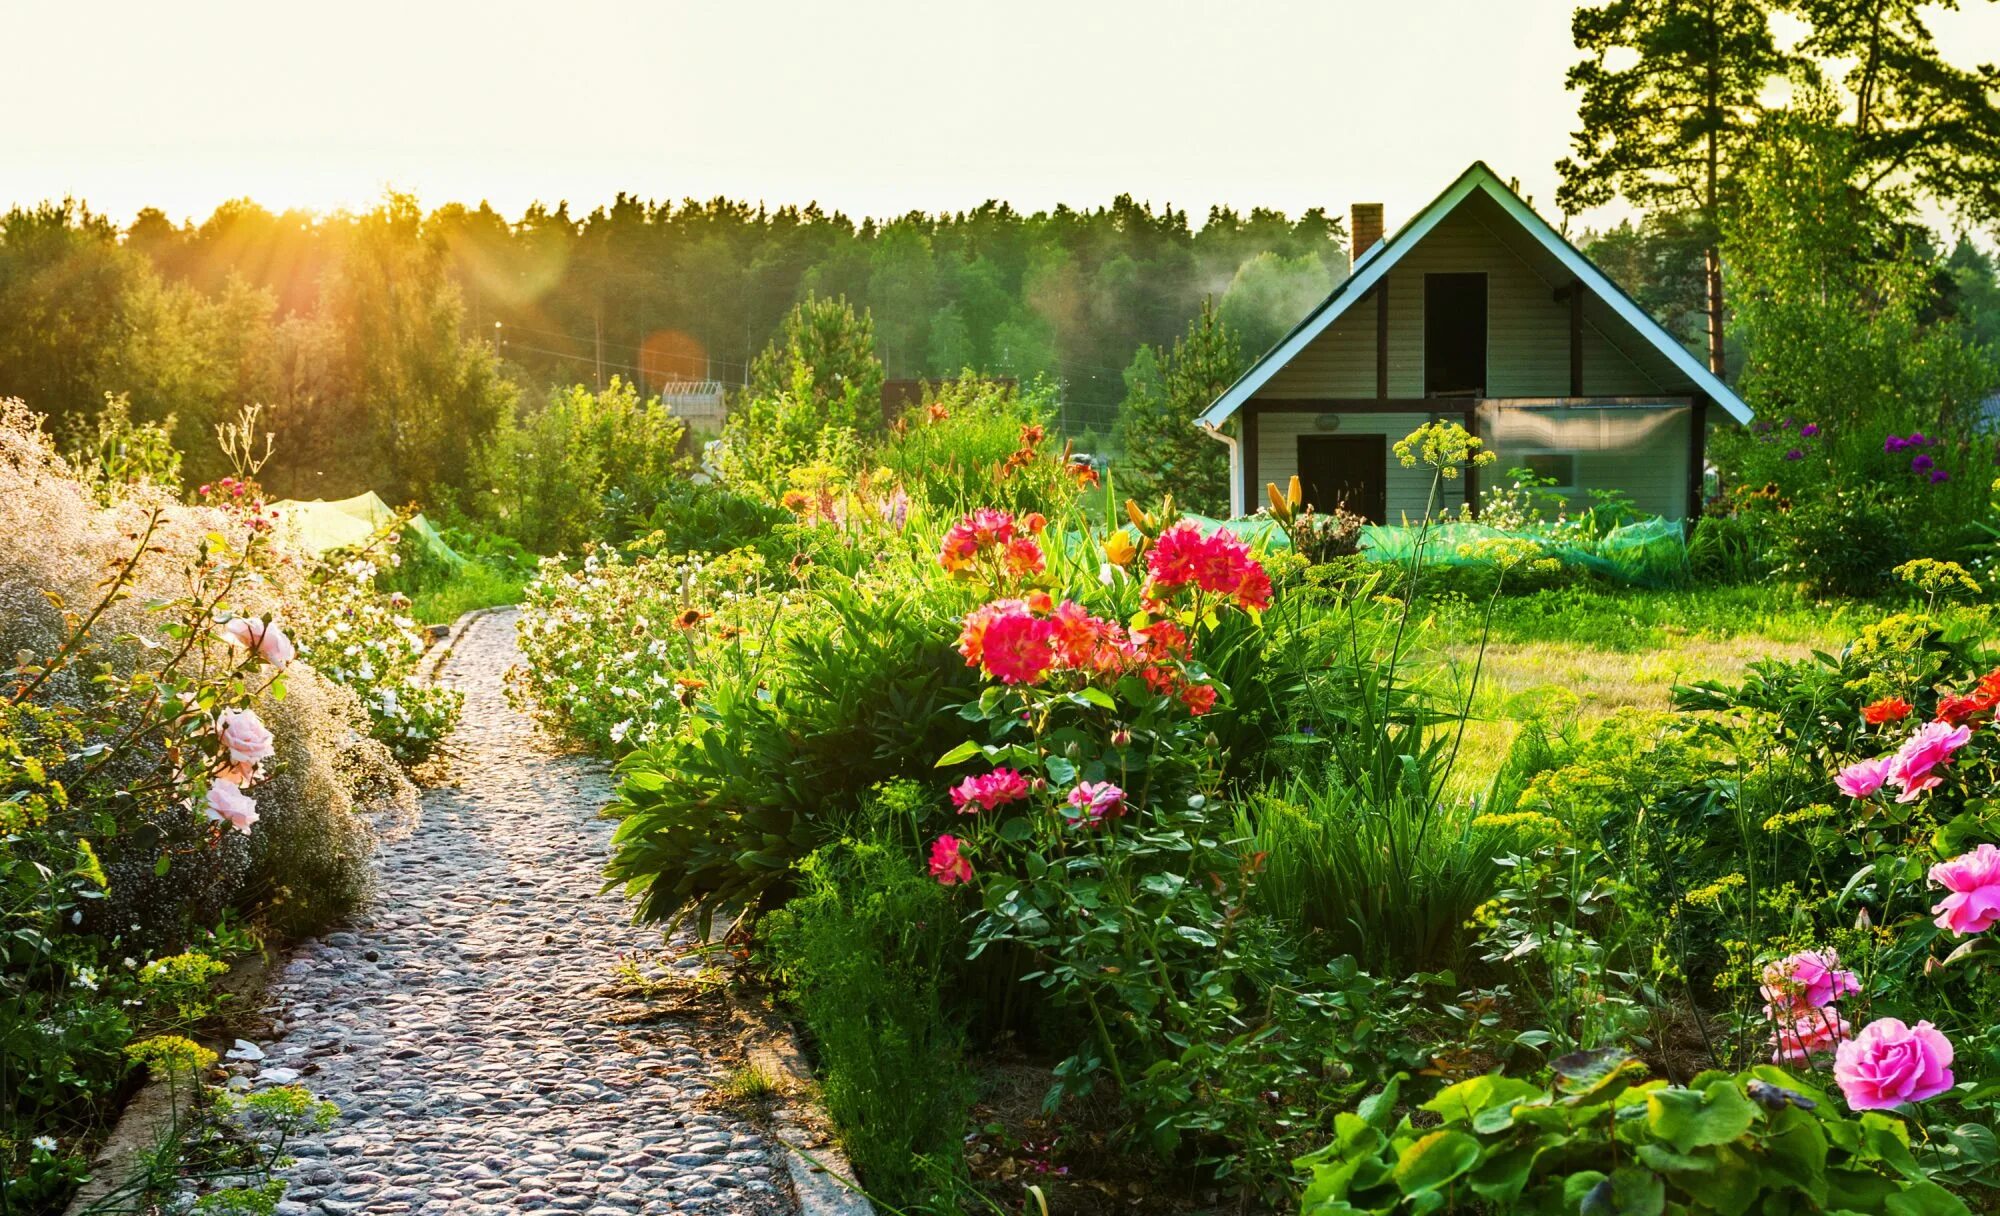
<box><xmin>511</xmin><ymin>408</ymin><xmax>2000</xmax><ymax>1211</ymax></box>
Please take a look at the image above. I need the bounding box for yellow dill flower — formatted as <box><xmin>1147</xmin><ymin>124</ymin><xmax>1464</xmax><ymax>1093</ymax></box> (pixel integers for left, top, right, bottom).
<box><xmin>1761</xmin><ymin>803</ymin><xmax>1838</xmax><ymax>833</ymax></box>
<box><xmin>1683</xmin><ymin>873</ymin><xmax>1748</xmax><ymax>908</ymax></box>
<box><xmin>1470</xmin><ymin>810</ymin><xmax>1565</xmax><ymax>836</ymax></box>
<box><xmin>1893</xmin><ymin>558</ymin><xmax>1982</xmax><ymax>599</ymax></box>
<box><xmin>125</xmin><ymin>1035</ymin><xmax>218</xmax><ymax>1080</ymax></box>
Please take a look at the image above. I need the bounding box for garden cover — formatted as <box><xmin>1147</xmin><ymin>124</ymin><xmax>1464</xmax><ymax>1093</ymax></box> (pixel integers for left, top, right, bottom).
<box><xmin>270</xmin><ymin>491</ymin><xmax>463</xmax><ymax>566</ymax></box>
<box><xmin>1358</xmin><ymin>516</ymin><xmax>1688</xmax><ymax>587</ymax></box>
<box><xmin>1182</xmin><ymin>513</ymin><xmax>1688</xmax><ymax>587</ymax></box>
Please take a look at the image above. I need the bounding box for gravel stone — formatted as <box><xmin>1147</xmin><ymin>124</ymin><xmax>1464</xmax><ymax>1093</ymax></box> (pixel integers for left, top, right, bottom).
<box><xmin>256</xmin><ymin>611</ymin><xmax>792</xmax><ymax>1214</ymax></box>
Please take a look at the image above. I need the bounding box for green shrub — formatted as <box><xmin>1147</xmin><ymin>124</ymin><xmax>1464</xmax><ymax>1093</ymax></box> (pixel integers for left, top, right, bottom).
<box><xmin>759</xmin><ymin>828</ymin><xmax>972</xmax><ymax>1204</ymax></box>
<box><xmin>475</xmin><ymin>376</ymin><xmax>688</xmax><ymax>552</ymax></box>
<box><xmin>1297</xmin><ymin>1058</ymin><xmax>1969</xmax><ymax>1215</ymax></box>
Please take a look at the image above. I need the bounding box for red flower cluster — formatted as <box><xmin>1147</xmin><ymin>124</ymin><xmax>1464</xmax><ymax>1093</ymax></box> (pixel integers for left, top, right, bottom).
<box><xmin>939</xmin><ymin>509</ymin><xmax>1046</xmax><ymax>578</ymax></box>
<box><xmin>1144</xmin><ymin>523</ymin><xmax>1271</xmax><ymax>612</ymax></box>
<box><xmin>1862</xmin><ymin>696</ymin><xmax>1912</xmax><ymax>725</ymax></box>
<box><xmin>1937</xmin><ymin>670</ymin><xmax>2000</xmax><ymax>728</ymax></box>
<box><xmin>956</xmin><ymin>595</ymin><xmax>1216</xmax><ymax>712</ymax></box>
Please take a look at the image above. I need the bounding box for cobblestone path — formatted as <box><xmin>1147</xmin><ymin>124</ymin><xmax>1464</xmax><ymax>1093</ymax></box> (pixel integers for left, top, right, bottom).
<box><xmin>254</xmin><ymin>610</ymin><xmax>793</xmax><ymax>1216</ymax></box>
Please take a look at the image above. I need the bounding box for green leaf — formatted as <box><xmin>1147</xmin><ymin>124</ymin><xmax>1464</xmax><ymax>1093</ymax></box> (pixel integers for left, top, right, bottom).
<box><xmin>1356</xmin><ymin>1076</ymin><xmax>1404</xmax><ymax>1131</ymax></box>
<box><xmin>1580</xmin><ymin>1168</ymin><xmax>1665</xmax><ymax>1216</ymax></box>
<box><xmin>934</xmin><ymin>740</ymin><xmax>983</xmax><ymax>767</ymax></box>
<box><xmin>1392</xmin><ymin>1130</ymin><xmax>1481</xmax><ymax>1197</ymax></box>
<box><xmin>1646</xmin><ymin>1080</ymin><xmax>1757</xmax><ymax>1153</ymax></box>
<box><xmin>153</xmin><ymin>852</ymin><xmax>171</xmax><ymax>877</ymax></box>
<box><xmin>1423</xmin><ymin>1074</ymin><xmax>1544</xmax><ymax>1126</ymax></box>
<box><xmin>1553</xmin><ymin>1048</ymin><xmax>1647</xmax><ymax>1106</ymax></box>
<box><xmin>1071</xmin><ymin>686</ymin><xmax>1117</xmax><ymax>710</ymax></box>
<box><xmin>1043</xmin><ymin>755</ymin><xmax>1077</xmax><ymax>784</ymax></box>
<box><xmin>1885</xmin><ymin>1182</ymin><xmax>1973</xmax><ymax>1216</ymax></box>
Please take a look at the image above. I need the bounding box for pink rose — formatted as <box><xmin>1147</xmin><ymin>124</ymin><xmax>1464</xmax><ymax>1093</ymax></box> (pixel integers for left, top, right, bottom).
<box><xmin>1930</xmin><ymin>843</ymin><xmax>2000</xmax><ymax>937</ymax></box>
<box><xmin>215</xmin><ymin>708</ymin><xmax>276</xmax><ymax>766</ymax></box>
<box><xmin>1768</xmin><ymin>1003</ymin><xmax>1852</xmax><ymax>1063</ymax></box>
<box><xmin>1833</xmin><ymin>1018</ymin><xmax>1955</xmax><ymax>1110</ymax></box>
<box><xmin>1063</xmin><ymin>781</ymin><xmax>1127</xmax><ymax>827</ymax></box>
<box><xmin>928</xmin><ymin>834</ymin><xmax>973</xmax><ymax>886</ymax></box>
<box><xmin>219</xmin><ymin>616</ymin><xmax>296</xmax><ymax>671</ymax></box>
<box><xmin>1886</xmin><ymin>720</ymin><xmax>1972</xmax><ymax>803</ymax></box>
<box><xmin>949</xmin><ymin>768</ymin><xmax>1030</xmax><ymax>814</ymax></box>
<box><xmin>203</xmin><ymin>779</ymin><xmax>259</xmax><ymax>835</ymax></box>
<box><xmin>1835</xmin><ymin>756</ymin><xmax>1892</xmax><ymax>799</ymax></box>
<box><xmin>1760</xmin><ymin>949</ymin><xmax>1861</xmax><ymax>1010</ymax></box>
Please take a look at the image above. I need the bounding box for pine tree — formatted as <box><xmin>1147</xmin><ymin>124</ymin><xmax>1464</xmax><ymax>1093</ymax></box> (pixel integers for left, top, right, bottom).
<box><xmin>1115</xmin><ymin>299</ymin><xmax>1241</xmax><ymax>516</ymax></box>
<box><xmin>1557</xmin><ymin>0</ymin><xmax>1785</xmax><ymax>377</ymax></box>
<box><xmin>747</xmin><ymin>293</ymin><xmax>885</xmax><ymax>436</ymax></box>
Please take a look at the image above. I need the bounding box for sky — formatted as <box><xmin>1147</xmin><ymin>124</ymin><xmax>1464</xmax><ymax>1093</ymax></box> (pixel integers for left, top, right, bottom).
<box><xmin>6</xmin><ymin>0</ymin><xmax>1999</xmax><ymax>237</ymax></box>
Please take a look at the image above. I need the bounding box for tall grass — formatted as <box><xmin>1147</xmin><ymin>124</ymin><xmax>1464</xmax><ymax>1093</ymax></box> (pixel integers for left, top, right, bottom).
<box><xmin>1237</xmin><ymin>781</ymin><xmax>1509</xmax><ymax>974</ymax></box>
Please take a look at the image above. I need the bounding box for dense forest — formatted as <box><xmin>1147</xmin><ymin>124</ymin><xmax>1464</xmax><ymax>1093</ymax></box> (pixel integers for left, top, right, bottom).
<box><xmin>0</xmin><ymin>192</ymin><xmax>1350</xmax><ymax>501</ymax></box>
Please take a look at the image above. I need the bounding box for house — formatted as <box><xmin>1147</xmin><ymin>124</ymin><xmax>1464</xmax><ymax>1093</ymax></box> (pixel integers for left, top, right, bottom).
<box><xmin>1195</xmin><ymin>162</ymin><xmax>1753</xmax><ymax>522</ymax></box>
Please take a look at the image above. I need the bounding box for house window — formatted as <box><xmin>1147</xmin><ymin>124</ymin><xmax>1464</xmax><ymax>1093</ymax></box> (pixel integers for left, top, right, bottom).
<box><xmin>1523</xmin><ymin>451</ymin><xmax>1577</xmax><ymax>490</ymax></box>
<box><xmin>1424</xmin><ymin>272</ymin><xmax>1487</xmax><ymax>397</ymax></box>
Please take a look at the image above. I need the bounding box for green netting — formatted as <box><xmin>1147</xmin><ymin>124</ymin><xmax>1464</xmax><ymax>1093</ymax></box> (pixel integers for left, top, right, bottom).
<box><xmin>1180</xmin><ymin>513</ymin><xmax>1688</xmax><ymax>587</ymax></box>
<box><xmin>270</xmin><ymin>492</ymin><xmax>464</xmax><ymax>566</ymax></box>
<box><xmin>1357</xmin><ymin>517</ymin><xmax>1688</xmax><ymax>587</ymax></box>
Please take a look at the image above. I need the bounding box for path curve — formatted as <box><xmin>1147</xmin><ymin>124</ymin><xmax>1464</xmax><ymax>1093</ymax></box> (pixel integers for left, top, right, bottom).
<box><xmin>255</xmin><ymin>610</ymin><xmax>792</xmax><ymax>1216</ymax></box>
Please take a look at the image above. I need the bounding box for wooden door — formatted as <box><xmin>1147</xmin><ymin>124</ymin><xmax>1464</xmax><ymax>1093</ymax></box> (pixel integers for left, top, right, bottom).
<box><xmin>1296</xmin><ymin>435</ymin><xmax>1387</xmax><ymax>523</ymax></box>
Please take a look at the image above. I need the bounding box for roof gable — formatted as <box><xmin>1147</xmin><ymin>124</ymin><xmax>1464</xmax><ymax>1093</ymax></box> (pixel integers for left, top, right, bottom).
<box><xmin>1197</xmin><ymin>162</ymin><xmax>1753</xmax><ymax>426</ymax></box>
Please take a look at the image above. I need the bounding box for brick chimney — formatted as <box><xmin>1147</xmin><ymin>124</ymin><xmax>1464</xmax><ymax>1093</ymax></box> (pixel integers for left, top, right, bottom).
<box><xmin>1351</xmin><ymin>202</ymin><xmax>1384</xmax><ymax>263</ymax></box>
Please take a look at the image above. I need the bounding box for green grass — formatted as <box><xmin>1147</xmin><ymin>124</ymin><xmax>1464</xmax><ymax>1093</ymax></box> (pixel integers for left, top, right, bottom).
<box><xmin>1405</xmin><ymin>582</ymin><xmax>1861</xmax><ymax>794</ymax></box>
<box><xmin>407</xmin><ymin>559</ymin><xmax>529</xmax><ymax>626</ymax></box>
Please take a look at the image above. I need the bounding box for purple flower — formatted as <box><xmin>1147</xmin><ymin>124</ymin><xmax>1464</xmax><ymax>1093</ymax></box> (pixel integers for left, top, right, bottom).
<box><xmin>1931</xmin><ymin>470</ymin><xmax>1951</xmax><ymax>485</ymax></box>
<box><xmin>1801</xmin><ymin>424</ymin><xmax>1821</xmax><ymax>438</ymax></box>
<box><xmin>1912</xmin><ymin>454</ymin><xmax>1935</xmax><ymax>474</ymax></box>
<box><xmin>1885</xmin><ymin>435</ymin><xmax>1907</xmax><ymax>454</ymax></box>
<box><xmin>1910</xmin><ymin>432</ymin><xmax>1930</xmax><ymax>447</ymax></box>
<box><xmin>1785</xmin><ymin>448</ymin><xmax>1805</xmax><ymax>461</ymax></box>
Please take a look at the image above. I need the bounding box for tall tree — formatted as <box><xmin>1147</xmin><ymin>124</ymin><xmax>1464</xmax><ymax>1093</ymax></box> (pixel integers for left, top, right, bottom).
<box><xmin>1783</xmin><ymin>0</ymin><xmax>2000</xmax><ymax>225</ymax></box>
<box><xmin>1114</xmin><ymin>299</ymin><xmax>1241</xmax><ymax>515</ymax></box>
<box><xmin>1557</xmin><ymin>0</ymin><xmax>1785</xmax><ymax>376</ymax></box>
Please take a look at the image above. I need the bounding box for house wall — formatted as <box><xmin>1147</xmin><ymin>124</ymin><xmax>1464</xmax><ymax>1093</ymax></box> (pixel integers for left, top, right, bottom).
<box><xmin>1258</xmin><ymin>206</ymin><xmax>1668</xmax><ymax>399</ymax></box>
<box><xmin>1251</xmin><ymin>410</ymin><xmax>1444</xmax><ymax>521</ymax></box>
<box><xmin>1248</xmin><ymin>404</ymin><xmax>1693</xmax><ymax>521</ymax></box>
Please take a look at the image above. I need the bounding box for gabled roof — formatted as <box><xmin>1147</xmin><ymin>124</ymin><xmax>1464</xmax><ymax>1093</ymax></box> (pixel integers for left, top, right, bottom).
<box><xmin>1197</xmin><ymin>161</ymin><xmax>1754</xmax><ymax>427</ymax></box>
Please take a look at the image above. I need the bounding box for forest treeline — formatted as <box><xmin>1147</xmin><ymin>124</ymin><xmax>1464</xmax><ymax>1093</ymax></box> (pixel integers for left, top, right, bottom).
<box><xmin>0</xmin><ymin>191</ymin><xmax>1352</xmax><ymax>502</ymax></box>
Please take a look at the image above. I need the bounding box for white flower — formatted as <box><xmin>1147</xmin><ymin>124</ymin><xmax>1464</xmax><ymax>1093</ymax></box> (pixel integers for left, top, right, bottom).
<box><xmin>73</xmin><ymin>966</ymin><xmax>99</xmax><ymax>991</ymax></box>
<box><xmin>31</xmin><ymin>1136</ymin><xmax>56</xmax><ymax>1153</ymax></box>
<box><xmin>609</xmin><ymin>719</ymin><xmax>633</xmax><ymax>744</ymax></box>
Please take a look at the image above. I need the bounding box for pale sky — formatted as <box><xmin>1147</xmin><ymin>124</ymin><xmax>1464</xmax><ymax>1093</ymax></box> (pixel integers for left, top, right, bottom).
<box><xmin>7</xmin><ymin>0</ymin><xmax>1998</xmax><ymax>235</ymax></box>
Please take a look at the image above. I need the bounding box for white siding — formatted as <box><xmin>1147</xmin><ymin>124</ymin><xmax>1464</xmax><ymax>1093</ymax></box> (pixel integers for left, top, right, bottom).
<box><xmin>1258</xmin><ymin>206</ymin><xmax>1666</xmax><ymax>399</ymax></box>
<box><xmin>1249</xmin><ymin>404</ymin><xmax>1693</xmax><ymax>521</ymax></box>
<box><xmin>1252</xmin><ymin>411</ymin><xmax>1444</xmax><ymax>521</ymax></box>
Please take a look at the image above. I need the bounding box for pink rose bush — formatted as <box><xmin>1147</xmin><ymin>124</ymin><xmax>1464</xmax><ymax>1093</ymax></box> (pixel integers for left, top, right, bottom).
<box><xmin>1834</xmin><ymin>1018</ymin><xmax>1955</xmax><ymax>1110</ymax></box>
<box><xmin>218</xmin><ymin>614</ymin><xmax>295</xmax><ymax>671</ymax></box>
<box><xmin>1759</xmin><ymin>949</ymin><xmax>1860</xmax><ymax>1063</ymax></box>
<box><xmin>1930</xmin><ymin>843</ymin><xmax>2000</xmax><ymax>937</ymax></box>
<box><xmin>1836</xmin><ymin>718</ymin><xmax>1970</xmax><ymax>803</ymax></box>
